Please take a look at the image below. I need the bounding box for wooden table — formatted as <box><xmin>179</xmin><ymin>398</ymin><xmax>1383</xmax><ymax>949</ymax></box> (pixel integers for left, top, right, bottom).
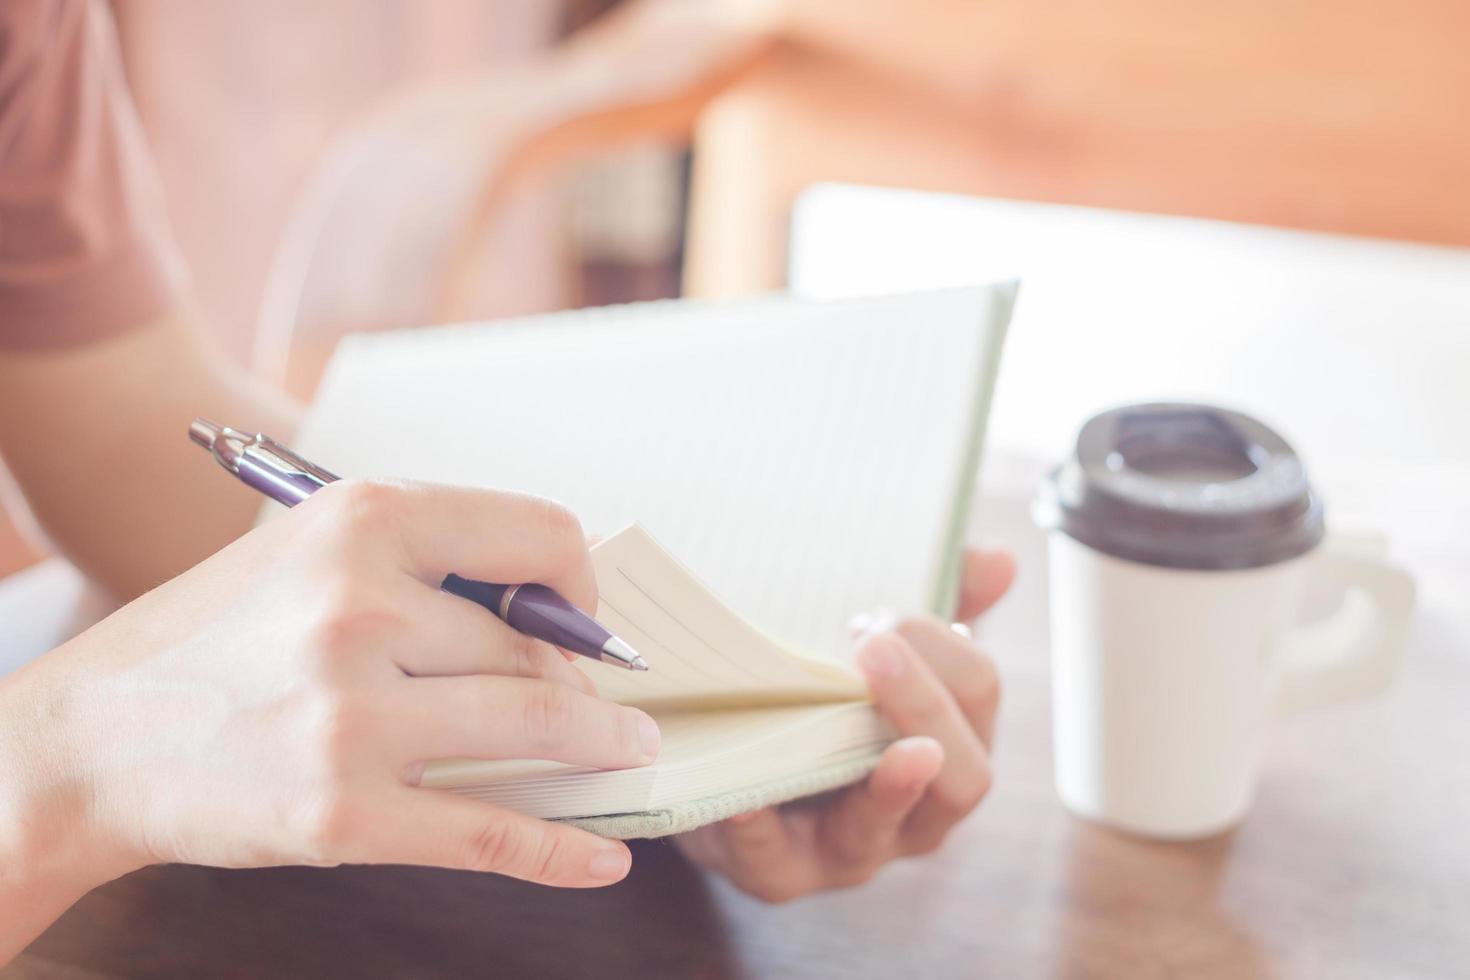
<box><xmin>9</xmin><ymin>478</ymin><xmax>1469</xmax><ymax>979</ymax></box>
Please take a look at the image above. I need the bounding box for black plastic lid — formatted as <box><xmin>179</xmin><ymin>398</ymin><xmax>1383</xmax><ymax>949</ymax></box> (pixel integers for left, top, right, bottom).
<box><xmin>1036</xmin><ymin>403</ymin><xmax>1324</xmax><ymax>571</ymax></box>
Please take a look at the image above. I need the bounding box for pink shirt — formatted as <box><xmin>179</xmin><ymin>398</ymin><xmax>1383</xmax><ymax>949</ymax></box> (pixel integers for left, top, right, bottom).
<box><xmin>0</xmin><ymin>0</ymin><xmax>184</xmax><ymax>350</ymax></box>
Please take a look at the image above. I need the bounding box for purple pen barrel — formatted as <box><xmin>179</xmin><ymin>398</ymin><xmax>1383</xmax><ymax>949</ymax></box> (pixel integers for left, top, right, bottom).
<box><xmin>234</xmin><ymin>455</ymin><xmax>326</xmax><ymax>507</ymax></box>
<box><xmin>441</xmin><ymin>576</ymin><xmax>613</xmax><ymax>659</ymax></box>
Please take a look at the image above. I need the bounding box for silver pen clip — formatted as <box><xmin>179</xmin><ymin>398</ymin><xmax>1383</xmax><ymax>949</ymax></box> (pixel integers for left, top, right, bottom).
<box><xmin>189</xmin><ymin>418</ymin><xmax>338</xmax><ymax>489</ymax></box>
<box><xmin>188</xmin><ymin>418</ymin><xmax>248</xmax><ymax>473</ymax></box>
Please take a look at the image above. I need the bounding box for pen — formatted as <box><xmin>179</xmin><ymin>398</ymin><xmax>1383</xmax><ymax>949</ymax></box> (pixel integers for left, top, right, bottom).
<box><xmin>187</xmin><ymin>418</ymin><xmax>648</xmax><ymax>671</ymax></box>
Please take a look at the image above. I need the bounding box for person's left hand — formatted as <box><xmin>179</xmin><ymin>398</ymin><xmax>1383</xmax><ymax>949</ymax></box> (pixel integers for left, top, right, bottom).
<box><xmin>674</xmin><ymin>547</ymin><xmax>1016</xmax><ymax>902</ymax></box>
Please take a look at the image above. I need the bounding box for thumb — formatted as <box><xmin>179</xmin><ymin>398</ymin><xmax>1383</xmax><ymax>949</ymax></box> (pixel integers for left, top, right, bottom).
<box><xmin>955</xmin><ymin>548</ymin><xmax>1016</xmax><ymax>622</ymax></box>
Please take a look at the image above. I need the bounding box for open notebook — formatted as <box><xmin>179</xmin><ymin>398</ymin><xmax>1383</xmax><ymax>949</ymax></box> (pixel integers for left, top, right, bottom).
<box><xmin>288</xmin><ymin>284</ymin><xmax>1015</xmax><ymax>836</ymax></box>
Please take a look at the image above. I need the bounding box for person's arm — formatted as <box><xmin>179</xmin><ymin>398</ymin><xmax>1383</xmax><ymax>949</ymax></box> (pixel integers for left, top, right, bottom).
<box><xmin>0</xmin><ymin>312</ymin><xmax>298</xmax><ymax>599</ymax></box>
<box><xmin>0</xmin><ymin>1</ymin><xmax>299</xmax><ymax>598</ymax></box>
<box><xmin>0</xmin><ymin>672</ymin><xmax>137</xmax><ymax>959</ymax></box>
<box><xmin>0</xmin><ymin>480</ymin><xmax>660</xmax><ymax>962</ymax></box>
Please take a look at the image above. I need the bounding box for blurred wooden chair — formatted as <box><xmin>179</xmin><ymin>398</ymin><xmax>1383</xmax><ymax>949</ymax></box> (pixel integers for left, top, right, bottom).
<box><xmin>683</xmin><ymin>0</ymin><xmax>1470</xmax><ymax>296</ymax></box>
<box><xmin>255</xmin><ymin>0</ymin><xmax>1470</xmax><ymax>395</ymax></box>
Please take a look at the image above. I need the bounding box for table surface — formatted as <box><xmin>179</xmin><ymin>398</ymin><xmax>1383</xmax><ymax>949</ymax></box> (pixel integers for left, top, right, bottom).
<box><xmin>7</xmin><ymin>463</ymin><xmax>1469</xmax><ymax>980</ymax></box>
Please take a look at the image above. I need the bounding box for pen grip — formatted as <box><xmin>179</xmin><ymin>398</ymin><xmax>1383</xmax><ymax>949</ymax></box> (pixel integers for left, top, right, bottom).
<box><xmin>441</xmin><ymin>575</ymin><xmax>609</xmax><ymax>658</ymax></box>
<box><xmin>503</xmin><ymin>583</ymin><xmax>610</xmax><ymax>655</ymax></box>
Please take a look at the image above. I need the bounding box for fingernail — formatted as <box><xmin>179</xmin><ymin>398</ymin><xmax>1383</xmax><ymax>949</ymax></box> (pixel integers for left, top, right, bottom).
<box><xmin>895</xmin><ymin>735</ymin><xmax>942</xmax><ymax>761</ymax></box>
<box><xmin>893</xmin><ymin>737</ymin><xmax>943</xmax><ymax>791</ymax></box>
<box><xmin>858</xmin><ymin>636</ymin><xmax>904</xmax><ymax>680</ymax></box>
<box><xmin>588</xmin><ymin>845</ymin><xmax>630</xmax><ymax>882</ymax></box>
<box><xmin>638</xmin><ymin>713</ymin><xmax>662</xmax><ymax>761</ymax></box>
<box><xmin>849</xmin><ymin>608</ymin><xmax>896</xmax><ymax>639</ymax></box>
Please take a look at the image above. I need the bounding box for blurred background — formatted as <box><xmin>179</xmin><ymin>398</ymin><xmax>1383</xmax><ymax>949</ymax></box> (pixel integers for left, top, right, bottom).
<box><xmin>1</xmin><ymin>0</ymin><xmax>1467</xmax><ymax>576</ymax></box>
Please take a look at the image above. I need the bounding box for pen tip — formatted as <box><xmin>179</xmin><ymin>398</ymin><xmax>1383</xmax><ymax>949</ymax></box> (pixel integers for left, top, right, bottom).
<box><xmin>600</xmin><ymin>636</ymin><xmax>649</xmax><ymax>672</ymax></box>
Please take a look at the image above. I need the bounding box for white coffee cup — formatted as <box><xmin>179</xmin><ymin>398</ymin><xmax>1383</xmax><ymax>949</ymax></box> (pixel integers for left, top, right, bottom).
<box><xmin>1036</xmin><ymin>404</ymin><xmax>1414</xmax><ymax>839</ymax></box>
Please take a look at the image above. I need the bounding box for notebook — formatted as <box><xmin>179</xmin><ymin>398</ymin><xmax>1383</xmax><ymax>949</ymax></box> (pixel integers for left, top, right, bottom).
<box><xmin>287</xmin><ymin>284</ymin><xmax>1015</xmax><ymax>837</ymax></box>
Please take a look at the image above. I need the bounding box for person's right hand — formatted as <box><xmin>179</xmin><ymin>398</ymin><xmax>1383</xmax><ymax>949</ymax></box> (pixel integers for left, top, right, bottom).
<box><xmin>0</xmin><ymin>480</ymin><xmax>659</xmax><ymax>895</ymax></box>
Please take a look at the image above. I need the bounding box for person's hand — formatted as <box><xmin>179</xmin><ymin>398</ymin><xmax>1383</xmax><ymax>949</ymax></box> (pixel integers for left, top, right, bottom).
<box><xmin>0</xmin><ymin>481</ymin><xmax>660</xmax><ymax>913</ymax></box>
<box><xmin>674</xmin><ymin>547</ymin><xmax>1015</xmax><ymax>902</ymax></box>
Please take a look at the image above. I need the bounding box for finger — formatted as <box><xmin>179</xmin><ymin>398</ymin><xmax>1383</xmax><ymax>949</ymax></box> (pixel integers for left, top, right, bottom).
<box><xmin>310</xmin><ymin>480</ymin><xmax>599</xmax><ymax>613</ymax></box>
<box><xmin>708</xmin><ymin>807</ymin><xmax>816</xmax><ymax>904</ymax></box>
<box><xmin>817</xmin><ymin>737</ymin><xmax>942</xmax><ymax>876</ymax></box>
<box><xmin>890</xmin><ymin>615</ymin><xmax>1000</xmax><ymax>743</ymax></box>
<box><xmin>369</xmin><ymin>787</ymin><xmax>633</xmax><ymax>887</ymax></box>
<box><xmin>955</xmin><ymin>547</ymin><xmax>1016</xmax><ymax>622</ymax></box>
<box><xmin>394</xmin><ymin>584</ymin><xmax>594</xmax><ymax>694</ymax></box>
<box><xmin>900</xmin><ymin>746</ymin><xmax>993</xmax><ymax>857</ymax></box>
<box><xmin>857</xmin><ymin>630</ymin><xmax>990</xmax><ymax>828</ymax></box>
<box><xmin>398</xmin><ymin>675</ymin><xmax>660</xmax><ymax>770</ymax></box>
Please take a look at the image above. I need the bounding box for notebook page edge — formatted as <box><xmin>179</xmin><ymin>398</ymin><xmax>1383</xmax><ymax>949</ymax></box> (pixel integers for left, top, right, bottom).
<box><xmin>926</xmin><ymin>279</ymin><xmax>1019</xmax><ymax>616</ymax></box>
<box><xmin>430</xmin><ymin>701</ymin><xmax>890</xmax><ymax>820</ymax></box>
<box><xmin>587</xmin><ymin>524</ymin><xmax>868</xmax><ymax>711</ymax></box>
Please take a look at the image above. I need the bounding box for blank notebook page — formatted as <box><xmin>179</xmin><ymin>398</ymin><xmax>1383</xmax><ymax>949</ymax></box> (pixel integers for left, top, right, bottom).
<box><xmin>292</xmin><ymin>286</ymin><xmax>1011</xmax><ymax>661</ymax></box>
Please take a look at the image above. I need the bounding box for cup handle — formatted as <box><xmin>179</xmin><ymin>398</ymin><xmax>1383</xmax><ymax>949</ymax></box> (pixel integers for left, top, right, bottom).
<box><xmin>1270</xmin><ymin>538</ymin><xmax>1416</xmax><ymax>717</ymax></box>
